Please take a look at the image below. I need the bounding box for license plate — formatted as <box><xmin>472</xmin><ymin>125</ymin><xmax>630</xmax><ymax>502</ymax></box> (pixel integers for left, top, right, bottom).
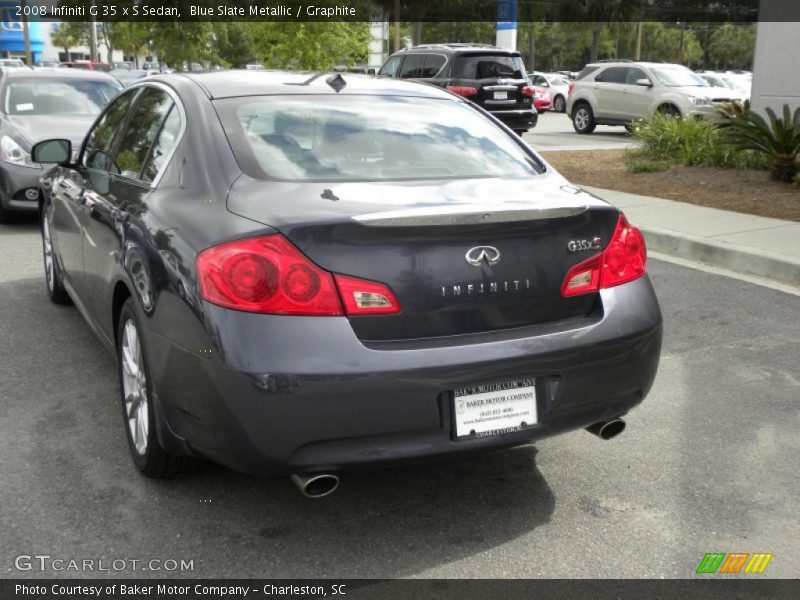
<box><xmin>493</xmin><ymin>91</ymin><xmax>508</xmax><ymax>100</ymax></box>
<box><xmin>453</xmin><ymin>379</ymin><xmax>537</xmax><ymax>439</ymax></box>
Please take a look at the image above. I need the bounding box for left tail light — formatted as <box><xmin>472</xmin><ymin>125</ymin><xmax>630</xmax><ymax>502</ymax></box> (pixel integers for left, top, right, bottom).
<box><xmin>561</xmin><ymin>214</ymin><xmax>647</xmax><ymax>297</ymax></box>
<box><xmin>568</xmin><ymin>81</ymin><xmax>576</xmax><ymax>96</ymax></box>
<box><xmin>197</xmin><ymin>234</ymin><xmax>401</xmax><ymax>316</ymax></box>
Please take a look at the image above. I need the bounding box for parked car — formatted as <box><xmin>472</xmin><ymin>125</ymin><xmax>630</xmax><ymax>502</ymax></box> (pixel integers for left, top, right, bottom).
<box><xmin>0</xmin><ymin>58</ymin><xmax>29</xmax><ymax>70</ymax></box>
<box><xmin>531</xmin><ymin>86</ymin><xmax>552</xmax><ymax>112</ymax></box>
<box><xmin>112</xmin><ymin>69</ymin><xmax>150</xmax><ymax>87</ymax></box>
<box><xmin>141</xmin><ymin>61</ymin><xmax>163</xmax><ymax>72</ymax></box>
<box><xmin>113</xmin><ymin>61</ymin><xmax>134</xmax><ymax>70</ymax></box>
<box><xmin>566</xmin><ymin>61</ymin><xmax>739</xmax><ymax>134</ymax></box>
<box><xmin>529</xmin><ymin>71</ymin><xmax>571</xmax><ymax>112</ymax></box>
<box><xmin>0</xmin><ymin>69</ymin><xmax>121</xmax><ymax>223</ymax></box>
<box><xmin>61</xmin><ymin>60</ymin><xmax>112</xmax><ymax>72</ymax></box>
<box><xmin>35</xmin><ymin>60</ymin><xmax>61</xmax><ymax>69</ymax></box>
<box><xmin>34</xmin><ymin>71</ymin><xmax>661</xmax><ymax>494</ymax></box>
<box><xmin>697</xmin><ymin>73</ymin><xmax>749</xmax><ymax>103</ymax></box>
<box><xmin>379</xmin><ymin>44</ymin><xmax>538</xmax><ymax>134</ymax></box>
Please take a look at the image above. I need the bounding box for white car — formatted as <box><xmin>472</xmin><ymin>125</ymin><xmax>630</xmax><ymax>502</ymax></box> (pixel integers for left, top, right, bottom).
<box><xmin>566</xmin><ymin>61</ymin><xmax>739</xmax><ymax>134</ymax></box>
<box><xmin>528</xmin><ymin>71</ymin><xmax>571</xmax><ymax>112</ymax></box>
<box><xmin>698</xmin><ymin>72</ymin><xmax>749</xmax><ymax>103</ymax></box>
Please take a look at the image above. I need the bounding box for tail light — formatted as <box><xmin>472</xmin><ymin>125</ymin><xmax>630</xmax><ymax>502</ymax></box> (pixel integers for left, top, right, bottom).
<box><xmin>446</xmin><ymin>85</ymin><xmax>477</xmax><ymax>97</ymax></box>
<box><xmin>197</xmin><ymin>234</ymin><xmax>401</xmax><ymax>316</ymax></box>
<box><xmin>561</xmin><ymin>214</ymin><xmax>647</xmax><ymax>297</ymax></box>
<box><xmin>568</xmin><ymin>81</ymin><xmax>576</xmax><ymax>96</ymax></box>
<box><xmin>521</xmin><ymin>85</ymin><xmax>535</xmax><ymax>97</ymax></box>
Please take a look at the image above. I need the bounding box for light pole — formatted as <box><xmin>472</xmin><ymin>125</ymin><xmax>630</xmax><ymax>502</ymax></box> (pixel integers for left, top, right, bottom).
<box><xmin>21</xmin><ymin>0</ymin><xmax>32</xmax><ymax>65</ymax></box>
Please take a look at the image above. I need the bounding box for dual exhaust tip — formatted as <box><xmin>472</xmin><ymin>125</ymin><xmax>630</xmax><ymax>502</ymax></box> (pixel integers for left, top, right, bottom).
<box><xmin>291</xmin><ymin>418</ymin><xmax>625</xmax><ymax>498</ymax></box>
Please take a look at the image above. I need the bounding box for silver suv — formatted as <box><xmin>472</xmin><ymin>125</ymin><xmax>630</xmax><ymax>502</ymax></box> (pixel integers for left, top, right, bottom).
<box><xmin>566</xmin><ymin>61</ymin><xmax>739</xmax><ymax>134</ymax></box>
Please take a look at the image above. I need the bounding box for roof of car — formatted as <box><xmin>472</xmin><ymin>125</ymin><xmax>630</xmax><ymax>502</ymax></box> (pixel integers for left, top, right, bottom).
<box><xmin>586</xmin><ymin>61</ymin><xmax>685</xmax><ymax>69</ymax></box>
<box><xmin>154</xmin><ymin>70</ymin><xmax>457</xmax><ymax>100</ymax></box>
<box><xmin>0</xmin><ymin>68</ymin><xmax>118</xmax><ymax>81</ymax></box>
<box><xmin>395</xmin><ymin>44</ymin><xmax>521</xmax><ymax>55</ymax></box>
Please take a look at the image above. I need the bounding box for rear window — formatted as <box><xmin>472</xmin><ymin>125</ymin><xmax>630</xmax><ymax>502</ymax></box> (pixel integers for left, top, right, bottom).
<box><xmin>216</xmin><ymin>95</ymin><xmax>544</xmax><ymax>182</ymax></box>
<box><xmin>454</xmin><ymin>54</ymin><xmax>525</xmax><ymax>79</ymax></box>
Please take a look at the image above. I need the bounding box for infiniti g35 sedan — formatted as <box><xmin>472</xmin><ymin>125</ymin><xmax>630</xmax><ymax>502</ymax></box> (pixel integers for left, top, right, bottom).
<box><xmin>34</xmin><ymin>71</ymin><xmax>662</xmax><ymax>496</ymax></box>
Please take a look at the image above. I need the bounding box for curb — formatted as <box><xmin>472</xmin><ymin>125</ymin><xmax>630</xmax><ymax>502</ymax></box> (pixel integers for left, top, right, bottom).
<box><xmin>639</xmin><ymin>225</ymin><xmax>800</xmax><ymax>288</ymax></box>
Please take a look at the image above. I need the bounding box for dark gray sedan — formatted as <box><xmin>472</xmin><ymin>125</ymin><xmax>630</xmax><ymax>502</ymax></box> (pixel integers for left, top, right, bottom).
<box><xmin>0</xmin><ymin>68</ymin><xmax>121</xmax><ymax>223</ymax></box>
<box><xmin>33</xmin><ymin>71</ymin><xmax>662</xmax><ymax>497</ymax></box>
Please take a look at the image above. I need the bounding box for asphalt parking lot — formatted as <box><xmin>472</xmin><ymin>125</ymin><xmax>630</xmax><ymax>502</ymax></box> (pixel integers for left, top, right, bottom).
<box><xmin>1</xmin><ymin>217</ymin><xmax>798</xmax><ymax>579</ymax></box>
<box><xmin>523</xmin><ymin>110</ymin><xmax>636</xmax><ymax>152</ymax></box>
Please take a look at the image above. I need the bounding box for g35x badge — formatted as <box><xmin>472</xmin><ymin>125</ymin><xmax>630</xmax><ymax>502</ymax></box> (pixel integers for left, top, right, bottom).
<box><xmin>567</xmin><ymin>237</ymin><xmax>602</xmax><ymax>253</ymax></box>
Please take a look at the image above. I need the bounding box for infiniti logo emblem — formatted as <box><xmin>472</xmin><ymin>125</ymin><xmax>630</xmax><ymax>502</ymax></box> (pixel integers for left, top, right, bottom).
<box><xmin>465</xmin><ymin>246</ymin><xmax>501</xmax><ymax>267</ymax></box>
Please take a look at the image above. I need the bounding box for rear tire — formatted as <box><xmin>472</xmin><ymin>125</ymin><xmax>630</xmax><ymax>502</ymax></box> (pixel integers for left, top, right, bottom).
<box><xmin>117</xmin><ymin>298</ymin><xmax>200</xmax><ymax>478</ymax></box>
<box><xmin>657</xmin><ymin>104</ymin><xmax>681</xmax><ymax>118</ymax></box>
<box><xmin>554</xmin><ymin>95</ymin><xmax>566</xmax><ymax>112</ymax></box>
<box><xmin>41</xmin><ymin>209</ymin><xmax>70</xmax><ymax>305</ymax></box>
<box><xmin>572</xmin><ymin>103</ymin><xmax>596</xmax><ymax>134</ymax></box>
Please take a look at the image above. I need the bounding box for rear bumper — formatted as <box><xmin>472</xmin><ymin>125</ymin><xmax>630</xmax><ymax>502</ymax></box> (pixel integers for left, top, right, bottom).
<box><xmin>147</xmin><ymin>276</ymin><xmax>662</xmax><ymax>475</ymax></box>
<box><xmin>489</xmin><ymin>108</ymin><xmax>539</xmax><ymax>131</ymax></box>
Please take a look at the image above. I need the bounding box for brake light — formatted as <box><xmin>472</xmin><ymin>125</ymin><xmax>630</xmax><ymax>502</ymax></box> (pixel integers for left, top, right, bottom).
<box><xmin>334</xmin><ymin>275</ymin><xmax>401</xmax><ymax>315</ymax></box>
<box><xmin>197</xmin><ymin>234</ymin><xmax>402</xmax><ymax>316</ymax></box>
<box><xmin>568</xmin><ymin>81</ymin><xmax>576</xmax><ymax>96</ymax></box>
<box><xmin>521</xmin><ymin>85</ymin><xmax>535</xmax><ymax>97</ymax></box>
<box><xmin>446</xmin><ymin>85</ymin><xmax>477</xmax><ymax>97</ymax></box>
<box><xmin>560</xmin><ymin>214</ymin><xmax>647</xmax><ymax>297</ymax></box>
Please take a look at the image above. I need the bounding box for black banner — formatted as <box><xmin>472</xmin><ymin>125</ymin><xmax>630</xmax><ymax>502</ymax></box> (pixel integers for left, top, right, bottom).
<box><xmin>8</xmin><ymin>0</ymin><xmax>786</xmax><ymax>23</ymax></box>
<box><xmin>3</xmin><ymin>579</ymin><xmax>799</xmax><ymax>600</ymax></box>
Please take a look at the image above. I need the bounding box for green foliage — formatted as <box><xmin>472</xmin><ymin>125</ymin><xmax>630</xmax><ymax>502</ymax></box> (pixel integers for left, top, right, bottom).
<box><xmin>794</xmin><ymin>173</ymin><xmax>800</xmax><ymax>188</ymax></box>
<box><xmin>247</xmin><ymin>22</ymin><xmax>370</xmax><ymax>70</ymax></box>
<box><xmin>640</xmin><ymin>23</ymin><xmax>703</xmax><ymax>65</ymax></box>
<box><xmin>629</xmin><ymin>112</ymin><xmax>771</xmax><ymax>171</ymax></box>
<box><xmin>148</xmin><ymin>22</ymin><xmax>217</xmax><ymax>69</ymax></box>
<box><xmin>708</xmin><ymin>23</ymin><xmax>756</xmax><ymax>71</ymax></box>
<box><xmin>626</xmin><ymin>159</ymin><xmax>670</xmax><ymax>173</ymax></box>
<box><xmin>720</xmin><ymin>104</ymin><xmax>800</xmax><ymax>182</ymax></box>
<box><xmin>106</xmin><ymin>22</ymin><xmax>150</xmax><ymax>60</ymax></box>
<box><xmin>51</xmin><ymin>22</ymin><xmax>89</xmax><ymax>55</ymax></box>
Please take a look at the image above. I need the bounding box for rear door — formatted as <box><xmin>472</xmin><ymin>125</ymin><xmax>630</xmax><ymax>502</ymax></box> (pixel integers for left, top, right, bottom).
<box><xmin>592</xmin><ymin>66</ymin><xmax>629</xmax><ymax>119</ymax></box>
<box><xmin>452</xmin><ymin>52</ymin><xmax>532</xmax><ymax>113</ymax></box>
<box><xmin>624</xmin><ymin>66</ymin><xmax>654</xmax><ymax>119</ymax></box>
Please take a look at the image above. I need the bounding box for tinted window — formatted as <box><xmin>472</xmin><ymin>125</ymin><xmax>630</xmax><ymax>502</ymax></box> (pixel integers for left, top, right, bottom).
<box><xmin>626</xmin><ymin>67</ymin><xmax>648</xmax><ymax>85</ymax></box>
<box><xmin>533</xmin><ymin>74</ymin><xmax>548</xmax><ymax>86</ymax></box>
<box><xmin>142</xmin><ymin>106</ymin><xmax>181</xmax><ymax>183</ymax></box>
<box><xmin>454</xmin><ymin>54</ymin><xmax>525</xmax><ymax>79</ymax></box>
<box><xmin>398</xmin><ymin>55</ymin><xmax>425</xmax><ymax>79</ymax></box>
<box><xmin>83</xmin><ymin>90</ymin><xmax>137</xmax><ymax>172</ymax></box>
<box><xmin>595</xmin><ymin>67</ymin><xmax>628</xmax><ymax>84</ymax></box>
<box><xmin>112</xmin><ymin>88</ymin><xmax>174</xmax><ymax>180</ymax></box>
<box><xmin>216</xmin><ymin>95</ymin><xmax>544</xmax><ymax>183</ymax></box>
<box><xmin>420</xmin><ymin>55</ymin><xmax>446</xmax><ymax>78</ymax></box>
<box><xmin>5</xmin><ymin>78</ymin><xmax>121</xmax><ymax>116</ymax></box>
<box><xmin>576</xmin><ymin>66</ymin><xmax>600</xmax><ymax>80</ymax></box>
<box><xmin>379</xmin><ymin>56</ymin><xmax>402</xmax><ymax>78</ymax></box>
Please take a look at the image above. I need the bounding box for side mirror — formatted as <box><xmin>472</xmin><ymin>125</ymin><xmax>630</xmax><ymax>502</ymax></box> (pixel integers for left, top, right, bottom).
<box><xmin>636</xmin><ymin>78</ymin><xmax>653</xmax><ymax>87</ymax></box>
<box><xmin>32</xmin><ymin>139</ymin><xmax>72</xmax><ymax>164</ymax></box>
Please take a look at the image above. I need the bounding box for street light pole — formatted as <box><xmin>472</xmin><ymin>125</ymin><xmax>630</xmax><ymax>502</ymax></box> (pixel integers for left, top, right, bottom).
<box><xmin>21</xmin><ymin>0</ymin><xmax>32</xmax><ymax>65</ymax></box>
<box><xmin>393</xmin><ymin>0</ymin><xmax>400</xmax><ymax>52</ymax></box>
<box><xmin>90</xmin><ymin>2</ymin><xmax>98</xmax><ymax>61</ymax></box>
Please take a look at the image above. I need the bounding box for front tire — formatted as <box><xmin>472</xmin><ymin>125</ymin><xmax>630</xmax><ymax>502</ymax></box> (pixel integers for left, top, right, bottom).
<box><xmin>117</xmin><ymin>298</ymin><xmax>198</xmax><ymax>478</ymax></box>
<box><xmin>42</xmin><ymin>209</ymin><xmax>70</xmax><ymax>304</ymax></box>
<box><xmin>572</xmin><ymin>103</ymin><xmax>596</xmax><ymax>134</ymax></box>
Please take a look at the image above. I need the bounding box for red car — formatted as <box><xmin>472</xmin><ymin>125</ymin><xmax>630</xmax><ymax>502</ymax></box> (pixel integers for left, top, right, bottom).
<box><xmin>522</xmin><ymin>85</ymin><xmax>551</xmax><ymax>112</ymax></box>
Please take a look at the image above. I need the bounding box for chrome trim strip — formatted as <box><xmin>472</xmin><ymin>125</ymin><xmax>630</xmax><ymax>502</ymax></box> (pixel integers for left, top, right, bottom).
<box><xmin>353</xmin><ymin>205</ymin><xmax>588</xmax><ymax>227</ymax></box>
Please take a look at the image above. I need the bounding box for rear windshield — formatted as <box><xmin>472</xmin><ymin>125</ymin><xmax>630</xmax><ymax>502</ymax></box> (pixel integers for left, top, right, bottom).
<box><xmin>4</xmin><ymin>79</ymin><xmax>121</xmax><ymax>116</ymax></box>
<box><xmin>215</xmin><ymin>95</ymin><xmax>543</xmax><ymax>182</ymax></box>
<box><xmin>453</xmin><ymin>54</ymin><xmax>526</xmax><ymax>79</ymax></box>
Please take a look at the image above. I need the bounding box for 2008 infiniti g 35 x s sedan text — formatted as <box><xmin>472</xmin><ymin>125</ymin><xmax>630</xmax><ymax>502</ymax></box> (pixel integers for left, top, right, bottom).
<box><xmin>34</xmin><ymin>71</ymin><xmax>662</xmax><ymax>496</ymax></box>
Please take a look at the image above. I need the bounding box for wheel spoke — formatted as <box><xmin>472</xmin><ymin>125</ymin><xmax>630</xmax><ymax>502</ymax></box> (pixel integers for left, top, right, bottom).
<box><xmin>121</xmin><ymin>318</ymin><xmax>148</xmax><ymax>455</ymax></box>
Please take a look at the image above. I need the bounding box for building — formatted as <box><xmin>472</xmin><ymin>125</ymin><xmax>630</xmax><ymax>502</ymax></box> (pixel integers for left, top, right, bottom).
<box><xmin>0</xmin><ymin>1</ymin><xmax>44</xmax><ymax>63</ymax></box>
<box><xmin>750</xmin><ymin>0</ymin><xmax>800</xmax><ymax>114</ymax></box>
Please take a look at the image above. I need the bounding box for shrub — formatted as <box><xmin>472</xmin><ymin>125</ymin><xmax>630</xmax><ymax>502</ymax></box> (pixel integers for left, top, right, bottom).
<box><xmin>719</xmin><ymin>104</ymin><xmax>800</xmax><ymax>182</ymax></box>
<box><xmin>629</xmin><ymin>112</ymin><xmax>741</xmax><ymax>168</ymax></box>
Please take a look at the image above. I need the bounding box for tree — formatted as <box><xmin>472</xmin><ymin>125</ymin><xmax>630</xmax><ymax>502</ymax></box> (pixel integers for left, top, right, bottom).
<box><xmin>210</xmin><ymin>23</ymin><xmax>258</xmax><ymax>68</ymax></box>
<box><xmin>558</xmin><ymin>0</ymin><xmax>639</xmax><ymax>63</ymax></box>
<box><xmin>51</xmin><ymin>22</ymin><xmax>89</xmax><ymax>59</ymax></box>
<box><xmin>708</xmin><ymin>23</ymin><xmax>756</xmax><ymax>70</ymax></box>
<box><xmin>106</xmin><ymin>22</ymin><xmax>150</xmax><ymax>65</ymax></box>
<box><xmin>640</xmin><ymin>22</ymin><xmax>703</xmax><ymax>65</ymax></box>
<box><xmin>147</xmin><ymin>22</ymin><xmax>216</xmax><ymax>70</ymax></box>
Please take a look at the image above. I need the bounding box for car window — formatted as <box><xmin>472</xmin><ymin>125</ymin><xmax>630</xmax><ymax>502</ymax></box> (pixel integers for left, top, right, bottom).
<box><xmin>454</xmin><ymin>54</ymin><xmax>525</xmax><ymax>79</ymax></box>
<box><xmin>576</xmin><ymin>66</ymin><xmax>600</xmax><ymax>80</ymax></box>
<box><xmin>5</xmin><ymin>78</ymin><xmax>121</xmax><ymax>116</ymax></box>
<box><xmin>379</xmin><ymin>56</ymin><xmax>402</xmax><ymax>78</ymax></box>
<box><xmin>652</xmin><ymin>68</ymin><xmax>707</xmax><ymax>87</ymax></box>
<box><xmin>626</xmin><ymin>67</ymin><xmax>648</xmax><ymax>85</ymax></box>
<box><xmin>420</xmin><ymin>55</ymin><xmax>446</xmax><ymax>78</ymax></box>
<box><xmin>82</xmin><ymin>90</ymin><xmax>137</xmax><ymax>172</ymax></box>
<box><xmin>216</xmin><ymin>95</ymin><xmax>544</xmax><ymax>183</ymax></box>
<box><xmin>398</xmin><ymin>55</ymin><xmax>425</xmax><ymax>79</ymax></box>
<box><xmin>141</xmin><ymin>105</ymin><xmax>181</xmax><ymax>183</ymax></box>
<box><xmin>533</xmin><ymin>75</ymin><xmax>548</xmax><ymax>86</ymax></box>
<box><xmin>111</xmin><ymin>87</ymin><xmax>174</xmax><ymax>180</ymax></box>
<box><xmin>595</xmin><ymin>67</ymin><xmax>628</xmax><ymax>84</ymax></box>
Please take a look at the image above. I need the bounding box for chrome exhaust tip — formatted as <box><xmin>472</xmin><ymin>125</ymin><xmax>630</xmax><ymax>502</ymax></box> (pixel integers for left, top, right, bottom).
<box><xmin>585</xmin><ymin>418</ymin><xmax>626</xmax><ymax>440</ymax></box>
<box><xmin>291</xmin><ymin>473</ymin><xmax>340</xmax><ymax>498</ymax></box>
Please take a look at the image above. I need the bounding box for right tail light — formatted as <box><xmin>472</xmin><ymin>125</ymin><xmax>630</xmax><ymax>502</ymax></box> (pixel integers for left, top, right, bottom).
<box><xmin>561</xmin><ymin>214</ymin><xmax>647</xmax><ymax>297</ymax></box>
<box><xmin>446</xmin><ymin>85</ymin><xmax>477</xmax><ymax>98</ymax></box>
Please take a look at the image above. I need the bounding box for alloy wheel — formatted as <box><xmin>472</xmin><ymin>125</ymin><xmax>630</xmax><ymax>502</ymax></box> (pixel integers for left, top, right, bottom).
<box><xmin>42</xmin><ymin>216</ymin><xmax>54</xmax><ymax>292</ymax></box>
<box><xmin>121</xmin><ymin>319</ymin><xmax>149</xmax><ymax>456</ymax></box>
<box><xmin>575</xmin><ymin>108</ymin><xmax>590</xmax><ymax>130</ymax></box>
